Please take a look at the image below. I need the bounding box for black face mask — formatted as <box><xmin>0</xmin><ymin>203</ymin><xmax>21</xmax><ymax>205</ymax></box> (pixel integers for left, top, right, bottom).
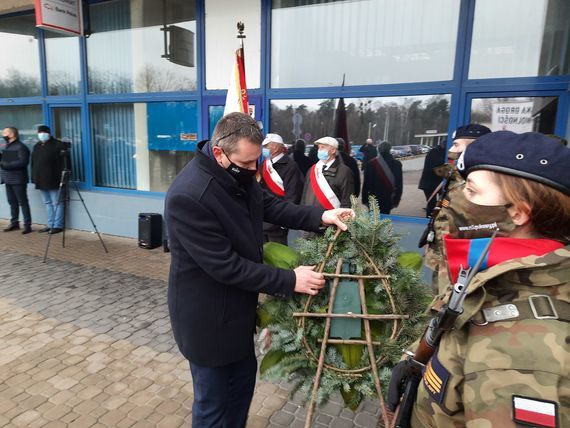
<box><xmin>223</xmin><ymin>150</ymin><xmax>257</xmax><ymax>185</ymax></box>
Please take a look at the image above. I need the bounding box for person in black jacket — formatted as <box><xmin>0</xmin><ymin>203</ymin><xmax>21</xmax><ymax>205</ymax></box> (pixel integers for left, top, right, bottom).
<box><xmin>1</xmin><ymin>127</ymin><xmax>32</xmax><ymax>234</ymax></box>
<box><xmin>292</xmin><ymin>139</ymin><xmax>312</xmax><ymax>176</ymax></box>
<box><xmin>359</xmin><ymin>138</ymin><xmax>378</xmax><ymax>169</ymax></box>
<box><xmin>164</xmin><ymin>112</ymin><xmax>353</xmax><ymax>428</ymax></box>
<box><xmin>418</xmin><ymin>140</ymin><xmax>446</xmax><ymax>217</ymax></box>
<box><xmin>31</xmin><ymin>125</ymin><xmax>68</xmax><ymax>234</ymax></box>
<box><xmin>362</xmin><ymin>141</ymin><xmax>403</xmax><ymax>214</ymax></box>
<box><xmin>260</xmin><ymin>133</ymin><xmax>304</xmax><ymax>245</ymax></box>
<box><xmin>336</xmin><ymin>138</ymin><xmax>361</xmax><ymax>197</ymax></box>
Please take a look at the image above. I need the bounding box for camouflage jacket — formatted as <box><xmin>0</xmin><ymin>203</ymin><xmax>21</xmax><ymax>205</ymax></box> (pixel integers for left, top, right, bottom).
<box><xmin>424</xmin><ymin>166</ymin><xmax>465</xmax><ymax>294</ymax></box>
<box><xmin>412</xmin><ymin>246</ymin><xmax>570</xmax><ymax>428</ymax></box>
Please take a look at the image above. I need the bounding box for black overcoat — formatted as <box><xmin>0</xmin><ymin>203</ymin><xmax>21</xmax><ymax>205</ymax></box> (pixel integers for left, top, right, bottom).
<box><xmin>0</xmin><ymin>139</ymin><xmax>30</xmax><ymax>185</ymax></box>
<box><xmin>31</xmin><ymin>138</ymin><xmax>68</xmax><ymax>190</ymax></box>
<box><xmin>165</xmin><ymin>141</ymin><xmax>323</xmax><ymax>367</ymax></box>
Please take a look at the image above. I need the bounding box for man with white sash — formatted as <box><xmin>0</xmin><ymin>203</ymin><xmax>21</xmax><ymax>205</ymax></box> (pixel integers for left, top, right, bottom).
<box><xmin>300</xmin><ymin>136</ymin><xmax>354</xmax><ymax>214</ymax></box>
<box><xmin>362</xmin><ymin>141</ymin><xmax>403</xmax><ymax>214</ymax></box>
<box><xmin>260</xmin><ymin>133</ymin><xmax>303</xmax><ymax>245</ymax></box>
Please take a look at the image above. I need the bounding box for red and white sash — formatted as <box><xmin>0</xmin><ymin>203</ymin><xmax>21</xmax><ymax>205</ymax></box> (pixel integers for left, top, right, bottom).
<box><xmin>371</xmin><ymin>156</ymin><xmax>396</xmax><ymax>193</ymax></box>
<box><xmin>309</xmin><ymin>163</ymin><xmax>341</xmax><ymax>210</ymax></box>
<box><xmin>262</xmin><ymin>159</ymin><xmax>285</xmax><ymax>197</ymax></box>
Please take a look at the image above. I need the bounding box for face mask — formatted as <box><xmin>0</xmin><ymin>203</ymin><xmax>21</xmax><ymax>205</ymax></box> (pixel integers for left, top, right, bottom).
<box><xmin>223</xmin><ymin>150</ymin><xmax>257</xmax><ymax>185</ymax></box>
<box><xmin>38</xmin><ymin>133</ymin><xmax>50</xmax><ymax>142</ymax></box>
<box><xmin>317</xmin><ymin>149</ymin><xmax>329</xmax><ymax>162</ymax></box>
<box><xmin>262</xmin><ymin>148</ymin><xmax>271</xmax><ymax>160</ymax></box>
<box><xmin>447</xmin><ymin>188</ymin><xmax>516</xmax><ymax>239</ymax></box>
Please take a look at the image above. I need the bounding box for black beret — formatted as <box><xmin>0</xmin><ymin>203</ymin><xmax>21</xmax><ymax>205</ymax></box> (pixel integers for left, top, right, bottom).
<box><xmin>457</xmin><ymin>131</ymin><xmax>570</xmax><ymax>195</ymax></box>
<box><xmin>37</xmin><ymin>125</ymin><xmax>51</xmax><ymax>133</ymax></box>
<box><xmin>452</xmin><ymin>124</ymin><xmax>491</xmax><ymax>140</ymax></box>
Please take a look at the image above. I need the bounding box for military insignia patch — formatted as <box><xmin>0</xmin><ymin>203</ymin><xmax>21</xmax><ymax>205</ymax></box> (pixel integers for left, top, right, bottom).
<box><xmin>512</xmin><ymin>396</ymin><xmax>558</xmax><ymax>428</ymax></box>
<box><xmin>422</xmin><ymin>354</ymin><xmax>450</xmax><ymax>404</ymax></box>
<box><xmin>441</xmin><ymin>198</ymin><xmax>450</xmax><ymax>208</ymax></box>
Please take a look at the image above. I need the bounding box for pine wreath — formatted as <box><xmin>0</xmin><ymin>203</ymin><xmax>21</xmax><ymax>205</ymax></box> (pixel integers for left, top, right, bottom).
<box><xmin>257</xmin><ymin>197</ymin><xmax>431</xmax><ymax>413</ymax></box>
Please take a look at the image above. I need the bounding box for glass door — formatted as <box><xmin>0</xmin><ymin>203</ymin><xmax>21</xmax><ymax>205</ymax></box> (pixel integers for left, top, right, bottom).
<box><xmin>50</xmin><ymin>106</ymin><xmax>84</xmax><ymax>182</ymax></box>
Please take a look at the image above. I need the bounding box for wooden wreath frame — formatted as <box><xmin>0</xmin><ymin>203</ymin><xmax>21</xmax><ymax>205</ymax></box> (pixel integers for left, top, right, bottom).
<box><xmin>293</xmin><ymin>229</ymin><xmax>408</xmax><ymax>428</ymax></box>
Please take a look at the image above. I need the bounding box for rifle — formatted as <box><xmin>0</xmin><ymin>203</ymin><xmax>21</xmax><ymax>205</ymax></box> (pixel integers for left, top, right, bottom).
<box><xmin>418</xmin><ymin>177</ymin><xmax>447</xmax><ymax>248</ymax></box>
<box><xmin>395</xmin><ymin>230</ymin><xmax>497</xmax><ymax>428</ymax></box>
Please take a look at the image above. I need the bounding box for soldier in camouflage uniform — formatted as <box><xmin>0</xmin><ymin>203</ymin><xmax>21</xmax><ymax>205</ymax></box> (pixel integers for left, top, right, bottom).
<box><xmin>422</xmin><ymin>124</ymin><xmax>491</xmax><ymax>295</ymax></box>
<box><xmin>394</xmin><ymin>131</ymin><xmax>570</xmax><ymax>428</ymax></box>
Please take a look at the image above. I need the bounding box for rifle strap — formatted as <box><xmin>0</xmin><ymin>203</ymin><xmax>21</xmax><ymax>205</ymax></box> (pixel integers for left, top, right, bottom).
<box><xmin>472</xmin><ymin>295</ymin><xmax>570</xmax><ymax>325</ymax></box>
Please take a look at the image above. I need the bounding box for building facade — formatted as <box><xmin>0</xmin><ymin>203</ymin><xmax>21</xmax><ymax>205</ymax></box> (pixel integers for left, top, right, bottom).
<box><xmin>1</xmin><ymin>0</ymin><xmax>569</xmax><ymax>239</ymax></box>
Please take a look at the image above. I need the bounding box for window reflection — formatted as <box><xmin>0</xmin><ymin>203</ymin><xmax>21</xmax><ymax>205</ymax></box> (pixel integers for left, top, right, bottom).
<box><xmin>470</xmin><ymin>0</ymin><xmax>570</xmax><ymax>78</ymax></box>
<box><xmin>470</xmin><ymin>97</ymin><xmax>558</xmax><ymax>134</ymax></box>
<box><xmin>0</xmin><ymin>15</ymin><xmax>41</xmax><ymax>97</ymax></box>
<box><xmin>45</xmin><ymin>33</ymin><xmax>81</xmax><ymax>95</ymax></box>
<box><xmin>271</xmin><ymin>0</ymin><xmax>460</xmax><ymax>88</ymax></box>
<box><xmin>270</xmin><ymin>95</ymin><xmax>451</xmax><ymax>217</ymax></box>
<box><xmin>87</xmin><ymin>0</ymin><xmax>197</xmax><ymax>94</ymax></box>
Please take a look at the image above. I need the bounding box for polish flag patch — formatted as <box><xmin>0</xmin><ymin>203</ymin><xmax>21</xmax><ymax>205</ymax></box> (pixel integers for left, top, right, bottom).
<box><xmin>512</xmin><ymin>396</ymin><xmax>558</xmax><ymax>428</ymax></box>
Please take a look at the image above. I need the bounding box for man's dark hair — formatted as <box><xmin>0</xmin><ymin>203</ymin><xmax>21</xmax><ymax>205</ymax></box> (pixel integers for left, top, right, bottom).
<box><xmin>5</xmin><ymin>127</ymin><xmax>18</xmax><ymax>139</ymax></box>
<box><xmin>294</xmin><ymin>139</ymin><xmax>306</xmax><ymax>152</ymax></box>
<box><xmin>211</xmin><ymin>112</ymin><xmax>262</xmax><ymax>155</ymax></box>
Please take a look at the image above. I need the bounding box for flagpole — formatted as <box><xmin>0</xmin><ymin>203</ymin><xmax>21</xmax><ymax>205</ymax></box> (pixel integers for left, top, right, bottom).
<box><xmin>237</xmin><ymin>21</ymin><xmax>246</xmax><ymax>69</ymax></box>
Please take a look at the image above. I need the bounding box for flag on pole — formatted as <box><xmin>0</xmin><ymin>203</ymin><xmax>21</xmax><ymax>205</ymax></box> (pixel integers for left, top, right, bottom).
<box><xmin>224</xmin><ymin>22</ymin><xmax>249</xmax><ymax>116</ymax></box>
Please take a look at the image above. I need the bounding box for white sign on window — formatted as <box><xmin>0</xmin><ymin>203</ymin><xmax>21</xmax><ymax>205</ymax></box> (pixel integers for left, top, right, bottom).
<box><xmin>35</xmin><ymin>0</ymin><xmax>83</xmax><ymax>36</ymax></box>
<box><xmin>491</xmin><ymin>101</ymin><xmax>534</xmax><ymax>133</ymax></box>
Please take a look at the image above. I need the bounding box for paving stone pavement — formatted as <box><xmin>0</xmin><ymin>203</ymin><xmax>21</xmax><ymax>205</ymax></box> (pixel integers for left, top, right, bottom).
<box><xmin>0</xmin><ymin>220</ymin><xmax>381</xmax><ymax>427</ymax></box>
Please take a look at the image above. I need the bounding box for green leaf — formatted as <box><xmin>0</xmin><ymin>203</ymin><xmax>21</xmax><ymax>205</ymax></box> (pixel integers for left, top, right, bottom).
<box><xmin>340</xmin><ymin>387</ymin><xmax>363</xmax><ymax>411</ymax></box>
<box><xmin>263</xmin><ymin>242</ymin><xmax>300</xmax><ymax>269</ymax></box>
<box><xmin>398</xmin><ymin>252</ymin><xmax>423</xmax><ymax>271</ymax></box>
<box><xmin>256</xmin><ymin>306</ymin><xmax>271</xmax><ymax>328</ymax></box>
<box><xmin>336</xmin><ymin>344</ymin><xmax>364</xmax><ymax>369</ymax></box>
<box><xmin>259</xmin><ymin>350</ymin><xmax>286</xmax><ymax>376</ymax></box>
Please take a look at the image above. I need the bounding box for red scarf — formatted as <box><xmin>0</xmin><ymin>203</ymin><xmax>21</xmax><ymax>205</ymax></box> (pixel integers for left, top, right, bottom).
<box><xmin>444</xmin><ymin>235</ymin><xmax>564</xmax><ymax>283</ymax></box>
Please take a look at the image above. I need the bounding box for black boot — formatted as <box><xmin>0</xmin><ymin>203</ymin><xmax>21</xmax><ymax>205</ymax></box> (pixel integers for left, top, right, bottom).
<box><xmin>22</xmin><ymin>226</ymin><xmax>32</xmax><ymax>234</ymax></box>
<box><xmin>3</xmin><ymin>223</ymin><xmax>20</xmax><ymax>232</ymax></box>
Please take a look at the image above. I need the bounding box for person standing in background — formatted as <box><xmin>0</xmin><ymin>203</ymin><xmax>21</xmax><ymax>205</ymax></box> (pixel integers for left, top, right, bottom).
<box><xmin>1</xmin><ymin>127</ymin><xmax>32</xmax><ymax>234</ymax></box>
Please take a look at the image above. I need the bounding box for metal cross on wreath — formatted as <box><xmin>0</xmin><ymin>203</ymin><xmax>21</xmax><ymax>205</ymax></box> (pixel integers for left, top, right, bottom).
<box><xmin>292</xmin><ymin>229</ymin><xmax>410</xmax><ymax>428</ymax></box>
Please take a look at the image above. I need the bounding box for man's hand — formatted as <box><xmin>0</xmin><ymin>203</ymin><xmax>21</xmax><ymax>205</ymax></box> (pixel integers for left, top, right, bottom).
<box><xmin>321</xmin><ymin>208</ymin><xmax>355</xmax><ymax>231</ymax></box>
<box><xmin>293</xmin><ymin>266</ymin><xmax>325</xmax><ymax>295</ymax></box>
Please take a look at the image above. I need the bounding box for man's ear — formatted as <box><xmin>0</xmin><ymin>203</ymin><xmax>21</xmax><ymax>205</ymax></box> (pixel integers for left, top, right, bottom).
<box><xmin>508</xmin><ymin>202</ymin><xmax>531</xmax><ymax>226</ymax></box>
<box><xmin>212</xmin><ymin>145</ymin><xmax>224</xmax><ymax>164</ymax></box>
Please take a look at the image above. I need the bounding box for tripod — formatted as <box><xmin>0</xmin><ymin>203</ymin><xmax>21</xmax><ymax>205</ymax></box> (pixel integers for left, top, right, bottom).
<box><xmin>43</xmin><ymin>167</ymin><xmax>108</xmax><ymax>262</ymax></box>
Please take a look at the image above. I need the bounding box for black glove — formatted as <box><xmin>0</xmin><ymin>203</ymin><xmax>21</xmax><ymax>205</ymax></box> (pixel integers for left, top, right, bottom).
<box><xmin>387</xmin><ymin>361</ymin><xmax>409</xmax><ymax>412</ymax></box>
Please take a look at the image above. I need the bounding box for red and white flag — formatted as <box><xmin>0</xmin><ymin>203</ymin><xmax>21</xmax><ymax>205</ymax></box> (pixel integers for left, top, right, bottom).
<box><xmin>224</xmin><ymin>46</ymin><xmax>249</xmax><ymax>116</ymax></box>
<box><xmin>513</xmin><ymin>396</ymin><xmax>557</xmax><ymax>428</ymax></box>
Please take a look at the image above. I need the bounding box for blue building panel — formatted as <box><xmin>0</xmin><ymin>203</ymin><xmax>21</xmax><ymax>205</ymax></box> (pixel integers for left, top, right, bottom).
<box><xmin>147</xmin><ymin>101</ymin><xmax>198</xmax><ymax>152</ymax></box>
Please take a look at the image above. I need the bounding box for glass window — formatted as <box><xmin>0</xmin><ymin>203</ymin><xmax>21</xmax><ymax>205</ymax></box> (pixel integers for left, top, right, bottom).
<box><xmin>0</xmin><ymin>105</ymin><xmax>43</xmax><ymax>150</ymax></box>
<box><xmin>45</xmin><ymin>33</ymin><xmax>81</xmax><ymax>95</ymax></box>
<box><xmin>271</xmin><ymin>0</ymin><xmax>460</xmax><ymax>88</ymax></box>
<box><xmin>0</xmin><ymin>15</ymin><xmax>41</xmax><ymax>97</ymax></box>
<box><xmin>270</xmin><ymin>95</ymin><xmax>451</xmax><ymax>217</ymax></box>
<box><xmin>470</xmin><ymin>96</ymin><xmax>558</xmax><ymax>134</ymax></box>
<box><xmin>470</xmin><ymin>0</ymin><xmax>570</xmax><ymax>79</ymax></box>
<box><xmin>87</xmin><ymin>0</ymin><xmax>197</xmax><ymax>94</ymax></box>
<box><xmin>52</xmin><ymin>107</ymin><xmax>84</xmax><ymax>181</ymax></box>
<box><xmin>205</xmin><ymin>0</ymin><xmax>261</xmax><ymax>89</ymax></box>
<box><xmin>90</xmin><ymin>101</ymin><xmax>197</xmax><ymax>191</ymax></box>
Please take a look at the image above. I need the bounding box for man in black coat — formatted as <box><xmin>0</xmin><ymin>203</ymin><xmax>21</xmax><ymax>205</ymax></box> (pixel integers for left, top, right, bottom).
<box><xmin>292</xmin><ymin>139</ymin><xmax>312</xmax><ymax>176</ymax></box>
<box><xmin>31</xmin><ymin>125</ymin><xmax>69</xmax><ymax>234</ymax></box>
<box><xmin>418</xmin><ymin>140</ymin><xmax>446</xmax><ymax>217</ymax></box>
<box><xmin>359</xmin><ymin>138</ymin><xmax>378</xmax><ymax>169</ymax></box>
<box><xmin>336</xmin><ymin>138</ymin><xmax>361</xmax><ymax>197</ymax></box>
<box><xmin>1</xmin><ymin>127</ymin><xmax>32</xmax><ymax>234</ymax></box>
<box><xmin>362</xmin><ymin>141</ymin><xmax>403</xmax><ymax>214</ymax></box>
<box><xmin>164</xmin><ymin>113</ymin><xmax>353</xmax><ymax>428</ymax></box>
<box><xmin>260</xmin><ymin>133</ymin><xmax>303</xmax><ymax>245</ymax></box>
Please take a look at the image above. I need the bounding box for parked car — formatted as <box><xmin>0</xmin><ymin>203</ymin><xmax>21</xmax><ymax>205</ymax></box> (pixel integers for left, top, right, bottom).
<box><xmin>409</xmin><ymin>144</ymin><xmax>424</xmax><ymax>155</ymax></box>
<box><xmin>391</xmin><ymin>145</ymin><xmax>411</xmax><ymax>158</ymax></box>
<box><xmin>419</xmin><ymin>144</ymin><xmax>431</xmax><ymax>153</ymax></box>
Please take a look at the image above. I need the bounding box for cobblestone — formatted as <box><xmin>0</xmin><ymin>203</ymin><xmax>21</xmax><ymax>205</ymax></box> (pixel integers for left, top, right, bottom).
<box><xmin>0</xmin><ymin>220</ymin><xmax>382</xmax><ymax>427</ymax></box>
